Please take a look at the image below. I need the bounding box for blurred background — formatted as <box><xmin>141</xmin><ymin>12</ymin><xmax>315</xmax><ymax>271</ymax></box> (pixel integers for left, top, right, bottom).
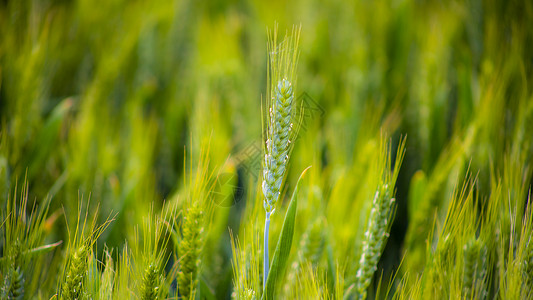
<box><xmin>1</xmin><ymin>0</ymin><xmax>533</xmax><ymax>297</ymax></box>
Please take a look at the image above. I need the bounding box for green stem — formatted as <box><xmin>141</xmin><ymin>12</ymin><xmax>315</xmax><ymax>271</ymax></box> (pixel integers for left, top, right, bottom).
<box><xmin>264</xmin><ymin>211</ymin><xmax>271</xmax><ymax>289</ymax></box>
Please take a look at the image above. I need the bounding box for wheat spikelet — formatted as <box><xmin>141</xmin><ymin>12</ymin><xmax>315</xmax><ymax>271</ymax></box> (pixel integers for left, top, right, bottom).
<box><xmin>178</xmin><ymin>204</ymin><xmax>204</xmax><ymax>299</ymax></box>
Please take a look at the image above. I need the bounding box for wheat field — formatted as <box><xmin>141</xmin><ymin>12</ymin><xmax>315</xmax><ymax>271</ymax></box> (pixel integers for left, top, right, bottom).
<box><xmin>1</xmin><ymin>0</ymin><xmax>533</xmax><ymax>299</ymax></box>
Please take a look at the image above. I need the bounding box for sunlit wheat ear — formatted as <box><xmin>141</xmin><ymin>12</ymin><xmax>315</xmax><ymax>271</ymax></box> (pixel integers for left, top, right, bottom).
<box><xmin>178</xmin><ymin>204</ymin><xmax>204</xmax><ymax>299</ymax></box>
<box><xmin>463</xmin><ymin>238</ymin><xmax>488</xmax><ymax>299</ymax></box>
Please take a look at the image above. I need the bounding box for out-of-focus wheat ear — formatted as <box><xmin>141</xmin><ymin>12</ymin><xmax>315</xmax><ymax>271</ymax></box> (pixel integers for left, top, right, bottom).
<box><xmin>283</xmin><ymin>217</ymin><xmax>325</xmax><ymax>295</ymax></box>
<box><xmin>178</xmin><ymin>204</ymin><xmax>204</xmax><ymax>299</ymax></box>
<box><xmin>1</xmin><ymin>267</ymin><xmax>25</xmax><ymax>300</ymax></box>
<box><xmin>462</xmin><ymin>238</ymin><xmax>488</xmax><ymax>300</ymax></box>
<box><xmin>1</xmin><ymin>237</ymin><xmax>22</xmax><ymax>300</ymax></box>
<box><xmin>140</xmin><ymin>263</ymin><xmax>160</xmax><ymax>300</ymax></box>
<box><xmin>61</xmin><ymin>244</ymin><xmax>89</xmax><ymax>300</ymax></box>
<box><xmin>99</xmin><ymin>249</ymin><xmax>114</xmax><ymax>300</ymax></box>
<box><xmin>525</xmin><ymin>243</ymin><xmax>533</xmax><ymax>288</ymax></box>
<box><xmin>299</xmin><ymin>217</ymin><xmax>326</xmax><ymax>266</ymax></box>
<box><xmin>60</xmin><ymin>200</ymin><xmax>114</xmax><ymax>300</ymax></box>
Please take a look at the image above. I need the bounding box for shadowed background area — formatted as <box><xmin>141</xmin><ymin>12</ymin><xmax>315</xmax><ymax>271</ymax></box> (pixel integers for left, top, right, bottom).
<box><xmin>1</xmin><ymin>0</ymin><xmax>533</xmax><ymax>298</ymax></box>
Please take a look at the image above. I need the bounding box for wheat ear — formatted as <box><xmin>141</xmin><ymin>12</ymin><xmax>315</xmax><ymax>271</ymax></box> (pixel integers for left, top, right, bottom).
<box><xmin>355</xmin><ymin>184</ymin><xmax>395</xmax><ymax>300</ymax></box>
<box><xmin>178</xmin><ymin>204</ymin><xmax>204</xmax><ymax>299</ymax></box>
<box><xmin>262</xmin><ymin>24</ymin><xmax>300</xmax><ymax>285</ymax></box>
<box><xmin>140</xmin><ymin>263</ymin><xmax>160</xmax><ymax>300</ymax></box>
<box><xmin>463</xmin><ymin>238</ymin><xmax>488</xmax><ymax>299</ymax></box>
<box><xmin>62</xmin><ymin>244</ymin><xmax>89</xmax><ymax>300</ymax></box>
<box><xmin>354</xmin><ymin>138</ymin><xmax>405</xmax><ymax>300</ymax></box>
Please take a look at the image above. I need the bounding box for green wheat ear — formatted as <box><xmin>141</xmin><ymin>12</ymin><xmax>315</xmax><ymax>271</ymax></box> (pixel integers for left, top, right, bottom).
<box><xmin>355</xmin><ymin>184</ymin><xmax>395</xmax><ymax>300</ymax></box>
<box><xmin>60</xmin><ymin>200</ymin><xmax>113</xmax><ymax>300</ymax></box>
<box><xmin>462</xmin><ymin>238</ymin><xmax>488</xmax><ymax>299</ymax></box>
<box><xmin>62</xmin><ymin>244</ymin><xmax>89</xmax><ymax>300</ymax></box>
<box><xmin>262</xmin><ymin>24</ymin><xmax>301</xmax><ymax>287</ymax></box>
<box><xmin>262</xmin><ymin>25</ymin><xmax>301</xmax><ymax>214</ymax></box>
<box><xmin>140</xmin><ymin>263</ymin><xmax>160</xmax><ymax>300</ymax></box>
<box><xmin>1</xmin><ymin>181</ymin><xmax>59</xmax><ymax>300</ymax></box>
<box><xmin>283</xmin><ymin>217</ymin><xmax>325</xmax><ymax>295</ymax></box>
<box><xmin>178</xmin><ymin>204</ymin><xmax>204</xmax><ymax>299</ymax></box>
<box><xmin>2</xmin><ymin>238</ymin><xmax>24</xmax><ymax>300</ymax></box>
<box><xmin>99</xmin><ymin>250</ymin><xmax>114</xmax><ymax>299</ymax></box>
<box><xmin>354</xmin><ymin>137</ymin><xmax>405</xmax><ymax>300</ymax></box>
